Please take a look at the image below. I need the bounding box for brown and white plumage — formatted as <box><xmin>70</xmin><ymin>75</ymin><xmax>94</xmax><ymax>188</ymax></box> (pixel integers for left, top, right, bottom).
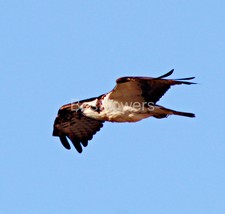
<box><xmin>53</xmin><ymin>69</ymin><xmax>196</xmax><ymax>153</ymax></box>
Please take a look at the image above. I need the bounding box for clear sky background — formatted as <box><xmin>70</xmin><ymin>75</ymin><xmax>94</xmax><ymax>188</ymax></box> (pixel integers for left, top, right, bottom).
<box><xmin>1</xmin><ymin>1</ymin><xmax>225</xmax><ymax>213</ymax></box>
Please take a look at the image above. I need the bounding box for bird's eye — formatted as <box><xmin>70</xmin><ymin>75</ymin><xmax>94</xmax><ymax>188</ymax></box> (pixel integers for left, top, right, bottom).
<box><xmin>91</xmin><ymin>106</ymin><xmax>97</xmax><ymax>110</ymax></box>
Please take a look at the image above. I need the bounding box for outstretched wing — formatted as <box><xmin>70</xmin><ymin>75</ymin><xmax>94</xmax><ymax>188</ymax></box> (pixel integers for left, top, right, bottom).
<box><xmin>53</xmin><ymin>103</ymin><xmax>104</xmax><ymax>153</ymax></box>
<box><xmin>109</xmin><ymin>69</ymin><xmax>195</xmax><ymax>104</ymax></box>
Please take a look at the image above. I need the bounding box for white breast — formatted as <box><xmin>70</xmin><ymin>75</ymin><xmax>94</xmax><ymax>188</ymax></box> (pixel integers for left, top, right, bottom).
<box><xmin>82</xmin><ymin>94</ymin><xmax>151</xmax><ymax>122</ymax></box>
<box><xmin>100</xmin><ymin>94</ymin><xmax>150</xmax><ymax>122</ymax></box>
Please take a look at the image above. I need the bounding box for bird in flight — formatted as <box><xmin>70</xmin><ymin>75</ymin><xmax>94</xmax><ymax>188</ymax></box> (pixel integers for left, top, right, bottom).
<box><xmin>53</xmin><ymin>69</ymin><xmax>195</xmax><ymax>153</ymax></box>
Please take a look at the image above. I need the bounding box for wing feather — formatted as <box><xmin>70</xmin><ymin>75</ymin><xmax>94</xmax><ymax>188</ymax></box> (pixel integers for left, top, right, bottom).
<box><xmin>109</xmin><ymin>70</ymin><xmax>195</xmax><ymax>104</ymax></box>
<box><xmin>53</xmin><ymin>103</ymin><xmax>104</xmax><ymax>153</ymax></box>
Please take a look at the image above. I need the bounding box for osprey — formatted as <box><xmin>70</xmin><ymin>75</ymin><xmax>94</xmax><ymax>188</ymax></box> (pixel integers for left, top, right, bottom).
<box><xmin>53</xmin><ymin>69</ymin><xmax>195</xmax><ymax>153</ymax></box>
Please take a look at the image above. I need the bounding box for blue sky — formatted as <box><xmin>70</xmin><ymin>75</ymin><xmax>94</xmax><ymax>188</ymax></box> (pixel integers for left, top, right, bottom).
<box><xmin>1</xmin><ymin>0</ymin><xmax>225</xmax><ymax>213</ymax></box>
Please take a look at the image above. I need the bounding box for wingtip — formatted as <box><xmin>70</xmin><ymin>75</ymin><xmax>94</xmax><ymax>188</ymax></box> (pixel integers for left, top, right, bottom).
<box><xmin>175</xmin><ymin>76</ymin><xmax>196</xmax><ymax>81</ymax></box>
<box><xmin>157</xmin><ymin>69</ymin><xmax>174</xmax><ymax>79</ymax></box>
<box><xmin>59</xmin><ymin>135</ymin><xmax>71</xmax><ymax>150</ymax></box>
<box><xmin>76</xmin><ymin>148</ymin><xmax>83</xmax><ymax>153</ymax></box>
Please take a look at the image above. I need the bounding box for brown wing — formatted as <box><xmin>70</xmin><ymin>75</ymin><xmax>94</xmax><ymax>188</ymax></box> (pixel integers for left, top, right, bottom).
<box><xmin>53</xmin><ymin>102</ymin><xmax>104</xmax><ymax>153</ymax></box>
<box><xmin>109</xmin><ymin>69</ymin><xmax>195</xmax><ymax>104</ymax></box>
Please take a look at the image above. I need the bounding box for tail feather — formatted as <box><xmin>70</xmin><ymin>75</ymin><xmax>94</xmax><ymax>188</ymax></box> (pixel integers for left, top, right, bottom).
<box><xmin>172</xmin><ymin>110</ymin><xmax>195</xmax><ymax>118</ymax></box>
<box><xmin>155</xmin><ymin>105</ymin><xmax>195</xmax><ymax>118</ymax></box>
